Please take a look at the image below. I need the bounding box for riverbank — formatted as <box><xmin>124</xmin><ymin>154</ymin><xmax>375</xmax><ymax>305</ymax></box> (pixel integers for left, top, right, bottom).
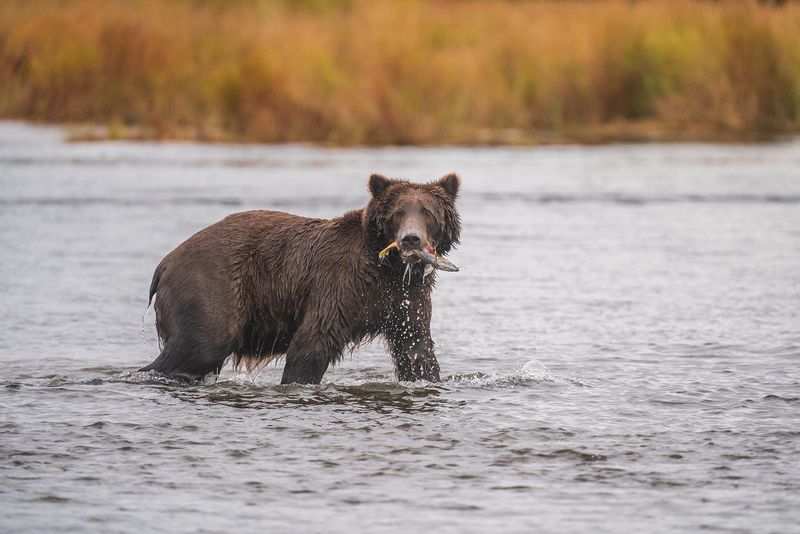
<box><xmin>2</xmin><ymin>0</ymin><xmax>799</xmax><ymax>145</ymax></box>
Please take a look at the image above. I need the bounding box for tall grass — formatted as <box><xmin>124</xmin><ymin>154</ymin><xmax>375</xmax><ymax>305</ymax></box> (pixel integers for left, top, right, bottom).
<box><xmin>1</xmin><ymin>0</ymin><xmax>799</xmax><ymax>144</ymax></box>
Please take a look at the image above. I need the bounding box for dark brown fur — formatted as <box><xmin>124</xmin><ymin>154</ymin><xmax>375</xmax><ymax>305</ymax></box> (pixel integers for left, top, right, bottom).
<box><xmin>139</xmin><ymin>173</ymin><xmax>461</xmax><ymax>384</ymax></box>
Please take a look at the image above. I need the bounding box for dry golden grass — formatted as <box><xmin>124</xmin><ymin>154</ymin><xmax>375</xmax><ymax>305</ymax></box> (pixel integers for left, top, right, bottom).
<box><xmin>1</xmin><ymin>0</ymin><xmax>798</xmax><ymax>144</ymax></box>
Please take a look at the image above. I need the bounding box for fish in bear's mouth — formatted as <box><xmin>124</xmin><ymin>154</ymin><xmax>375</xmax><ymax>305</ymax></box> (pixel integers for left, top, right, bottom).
<box><xmin>378</xmin><ymin>242</ymin><xmax>459</xmax><ymax>275</ymax></box>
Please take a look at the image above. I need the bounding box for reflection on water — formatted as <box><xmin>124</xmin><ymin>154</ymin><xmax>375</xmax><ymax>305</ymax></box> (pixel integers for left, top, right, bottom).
<box><xmin>167</xmin><ymin>381</ymin><xmax>446</xmax><ymax>414</ymax></box>
<box><xmin>1</xmin><ymin>122</ymin><xmax>799</xmax><ymax>533</ymax></box>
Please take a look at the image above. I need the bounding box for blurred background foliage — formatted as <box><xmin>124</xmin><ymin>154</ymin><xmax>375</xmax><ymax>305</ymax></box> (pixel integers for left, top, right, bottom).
<box><xmin>1</xmin><ymin>0</ymin><xmax>798</xmax><ymax>144</ymax></box>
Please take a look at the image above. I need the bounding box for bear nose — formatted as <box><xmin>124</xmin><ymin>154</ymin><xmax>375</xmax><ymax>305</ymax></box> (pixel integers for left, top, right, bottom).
<box><xmin>401</xmin><ymin>233</ymin><xmax>421</xmax><ymax>248</ymax></box>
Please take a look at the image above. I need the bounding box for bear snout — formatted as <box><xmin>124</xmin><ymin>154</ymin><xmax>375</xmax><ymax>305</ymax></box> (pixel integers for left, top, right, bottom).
<box><xmin>397</xmin><ymin>216</ymin><xmax>429</xmax><ymax>252</ymax></box>
<box><xmin>401</xmin><ymin>232</ymin><xmax>422</xmax><ymax>248</ymax></box>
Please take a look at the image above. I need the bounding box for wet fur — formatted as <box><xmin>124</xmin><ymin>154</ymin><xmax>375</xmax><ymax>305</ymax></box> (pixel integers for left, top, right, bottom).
<box><xmin>139</xmin><ymin>174</ymin><xmax>461</xmax><ymax>384</ymax></box>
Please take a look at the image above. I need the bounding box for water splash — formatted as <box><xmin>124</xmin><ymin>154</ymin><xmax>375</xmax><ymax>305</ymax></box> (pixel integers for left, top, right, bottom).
<box><xmin>140</xmin><ymin>301</ymin><xmax>151</xmax><ymax>348</ymax></box>
<box><xmin>520</xmin><ymin>360</ymin><xmax>553</xmax><ymax>381</ymax></box>
<box><xmin>116</xmin><ymin>369</ymin><xmax>188</xmax><ymax>386</ymax></box>
<box><xmin>444</xmin><ymin>361</ymin><xmax>586</xmax><ymax>388</ymax></box>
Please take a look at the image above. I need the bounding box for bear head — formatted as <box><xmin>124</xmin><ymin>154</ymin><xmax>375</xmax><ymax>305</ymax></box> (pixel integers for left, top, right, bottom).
<box><xmin>364</xmin><ymin>173</ymin><xmax>461</xmax><ymax>260</ymax></box>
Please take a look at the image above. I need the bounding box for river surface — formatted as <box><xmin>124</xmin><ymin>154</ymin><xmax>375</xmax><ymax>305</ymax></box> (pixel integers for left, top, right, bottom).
<box><xmin>1</xmin><ymin>122</ymin><xmax>799</xmax><ymax>533</ymax></box>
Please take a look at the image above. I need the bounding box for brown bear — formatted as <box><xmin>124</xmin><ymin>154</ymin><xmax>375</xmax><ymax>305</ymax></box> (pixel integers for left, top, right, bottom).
<box><xmin>139</xmin><ymin>173</ymin><xmax>461</xmax><ymax>384</ymax></box>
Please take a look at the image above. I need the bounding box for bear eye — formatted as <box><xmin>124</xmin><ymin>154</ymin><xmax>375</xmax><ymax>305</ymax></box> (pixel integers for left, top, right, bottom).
<box><xmin>396</xmin><ymin>209</ymin><xmax>405</xmax><ymax>217</ymax></box>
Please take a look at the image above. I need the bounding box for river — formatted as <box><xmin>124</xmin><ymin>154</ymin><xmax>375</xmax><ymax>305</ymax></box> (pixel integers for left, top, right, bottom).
<box><xmin>1</xmin><ymin>122</ymin><xmax>798</xmax><ymax>532</ymax></box>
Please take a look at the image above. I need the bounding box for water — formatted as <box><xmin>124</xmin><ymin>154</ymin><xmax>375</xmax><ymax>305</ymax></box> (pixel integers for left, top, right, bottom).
<box><xmin>1</xmin><ymin>122</ymin><xmax>799</xmax><ymax>533</ymax></box>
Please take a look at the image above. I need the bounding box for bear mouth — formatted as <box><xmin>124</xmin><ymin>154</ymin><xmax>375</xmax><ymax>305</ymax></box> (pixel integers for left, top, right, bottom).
<box><xmin>400</xmin><ymin>246</ymin><xmax>433</xmax><ymax>263</ymax></box>
<box><xmin>378</xmin><ymin>241</ymin><xmax>433</xmax><ymax>262</ymax></box>
<box><xmin>378</xmin><ymin>241</ymin><xmax>459</xmax><ymax>274</ymax></box>
<box><xmin>400</xmin><ymin>250</ymin><xmax>422</xmax><ymax>264</ymax></box>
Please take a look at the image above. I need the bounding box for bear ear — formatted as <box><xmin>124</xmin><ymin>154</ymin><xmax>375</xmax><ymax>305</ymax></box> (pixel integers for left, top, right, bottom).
<box><xmin>369</xmin><ymin>173</ymin><xmax>392</xmax><ymax>197</ymax></box>
<box><xmin>437</xmin><ymin>173</ymin><xmax>460</xmax><ymax>199</ymax></box>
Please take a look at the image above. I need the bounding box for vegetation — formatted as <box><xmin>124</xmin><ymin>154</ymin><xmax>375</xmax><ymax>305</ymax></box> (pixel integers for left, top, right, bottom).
<box><xmin>1</xmin><ymin>0</ymin><xmax>799</xmax><ymax>144</ymax></box>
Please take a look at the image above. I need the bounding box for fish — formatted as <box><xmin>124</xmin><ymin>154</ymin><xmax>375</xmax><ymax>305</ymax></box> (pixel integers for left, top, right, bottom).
<box><xmin>413</xmin><ymin>248</ymin><xmax>459</xmax><ymax>272</ymax></box>
<box><xmin>378</xmin><ymin>242</ymin><xmax>398</xmax><ymax>259</ymax></box>
<box><xmin>377</xmin><ymin>242</ymin><xmax>459</xmax><ymax>273</ymax></box>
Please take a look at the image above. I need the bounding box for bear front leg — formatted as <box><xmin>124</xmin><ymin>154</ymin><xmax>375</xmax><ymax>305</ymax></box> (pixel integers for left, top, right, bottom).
<box><xmin>281</xmin><ymin>321</ymin><xmax>341</xmax><ymax>385</ymax></box>
<box><xmin>385</xmin><ymin>295</ymin><xmax>441</xmax><ymax>382</ymax></box>
<box><xmin>388</xmin><ymin>331</ymin><xmax>440</xmax><ymax>382</ymax></box>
